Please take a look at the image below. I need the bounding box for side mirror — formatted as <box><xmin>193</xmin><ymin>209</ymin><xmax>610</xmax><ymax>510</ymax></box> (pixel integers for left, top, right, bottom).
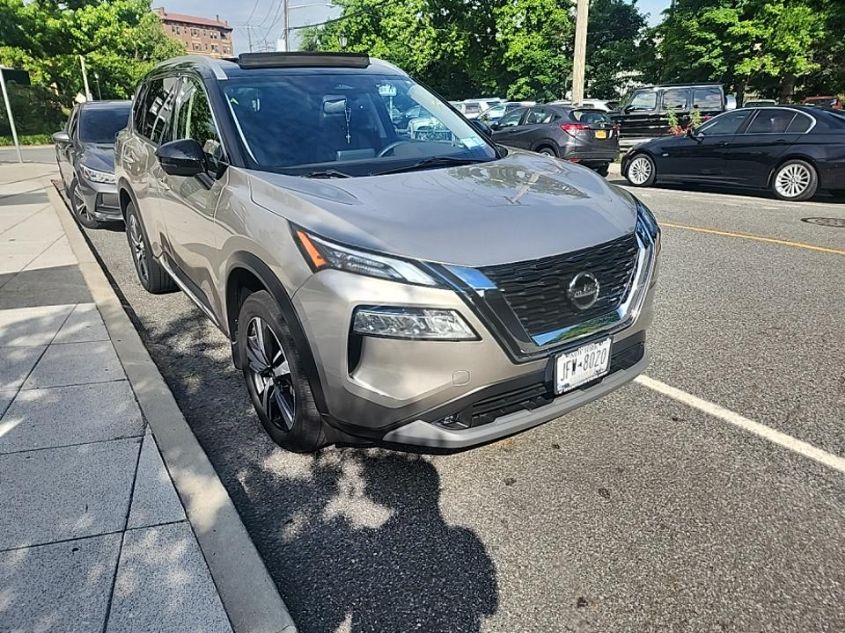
<box><xmin>52</xmin><ymin>131</ymin><xmax>71</xmax><ymax>145</ymax></box>
<box><xmin>156</xmin><ymin>139</ymin><xmax>206</xmax><ymax>177</ymax></box>
<box><xmin>471</xmin><ymin>119</ymin><xmax>493</xmax><ymax>137</ymax></box>
<box><xmin>624</xmin><ymin>105</ymin><xmax>634</xmax><ymax>113</ymax></box>
<box><xmin>686</xmin><ymin>127</ymin><xmax>702</xmax><ymax>142</ymax></box>
<box><xmin>489</xmin><ymin>121</ymin><xmax>501</xmax><ymax>131</ymax></box>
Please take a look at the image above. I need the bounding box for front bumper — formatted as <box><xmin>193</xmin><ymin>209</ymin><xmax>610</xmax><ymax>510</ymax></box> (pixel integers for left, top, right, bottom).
<box><xmin>291</xmin><ymin>228</ymin><xmax>658</xmax><ymax>449</ymax></box>
<box><xmin>78</xmin><ymin>178</ymin><xmax>121</xmax><ymax>221</ymax></box>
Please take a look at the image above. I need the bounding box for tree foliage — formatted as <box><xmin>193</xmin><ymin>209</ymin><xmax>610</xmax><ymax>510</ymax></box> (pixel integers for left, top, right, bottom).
<box><xmin>656</xmin><ymin>0</ymin><xmax>841</xmax><ymax>100</ymax></box>
<box><xmin>584</xmin><ymin>0</ymin><xmax>647</xmax><ymax>98</ymax></box>
<box><xmin>301</xmin><ymin>0</ymin><xmax>575</xmax><ymax>101</ymax></box>
<box><xmin>0</xmin><ymin>0</ymin><xmax>184</xmax><ymax>104</ymax></box>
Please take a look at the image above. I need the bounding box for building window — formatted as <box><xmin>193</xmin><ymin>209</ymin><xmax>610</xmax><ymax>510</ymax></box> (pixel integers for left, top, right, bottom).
<box><xmin>221</xmin><ymin>32</ymin><xmax>227</xmax><ymax>40</ymax></box>
<box><xmin>192</xmin><ymin>28</ymin><xmax>198</xmax><ymax>36</ymax></box>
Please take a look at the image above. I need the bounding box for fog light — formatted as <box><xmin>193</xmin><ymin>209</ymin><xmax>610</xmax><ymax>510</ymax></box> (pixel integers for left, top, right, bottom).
<box><xmin>352</xmin><ymin>307</ymin><xmax>478</xmax><ymax>340</ymax></box>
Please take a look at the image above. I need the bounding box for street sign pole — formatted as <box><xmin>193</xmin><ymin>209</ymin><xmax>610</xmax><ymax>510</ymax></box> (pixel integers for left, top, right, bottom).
<box><xmin>0</xmin><ymin>68</ymin><xmax>23</xmax><ymax>163</ymax></box>
<box><xmin>79</xmin><ymin>55</ymin><xmax>92</xmax><ymax>101</ymax></box>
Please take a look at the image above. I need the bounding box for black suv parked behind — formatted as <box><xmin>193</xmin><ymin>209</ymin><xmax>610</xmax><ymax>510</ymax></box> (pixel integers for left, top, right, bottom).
<box><xmin>611</xmin><ymin>83</ymin><xmax>733</xmax><ymax>141</ymax></box>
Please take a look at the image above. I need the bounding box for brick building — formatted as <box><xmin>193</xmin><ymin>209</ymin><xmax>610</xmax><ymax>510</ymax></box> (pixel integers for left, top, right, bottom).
<box><xmin>154</xmin><ymin>8</ymin><xmax>233</xmax><ymax>58</ymax></box>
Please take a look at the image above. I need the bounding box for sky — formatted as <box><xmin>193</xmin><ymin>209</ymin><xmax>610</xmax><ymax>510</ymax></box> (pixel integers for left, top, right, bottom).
<box><xmin>158</xmin><ymin>0</ymin><xmax>671</xmax><ymax>55</ymax></box>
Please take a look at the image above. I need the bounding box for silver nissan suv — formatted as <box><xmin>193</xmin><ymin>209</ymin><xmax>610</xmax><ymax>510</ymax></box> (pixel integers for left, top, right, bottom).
<box><xmin>115</xmin><ymin>53</ymin><xmax>660</xmax><ymax>453</ymax></box>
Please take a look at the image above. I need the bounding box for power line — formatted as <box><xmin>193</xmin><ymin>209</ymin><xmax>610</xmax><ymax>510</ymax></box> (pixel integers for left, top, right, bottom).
<box><xmin>288</xmin><ymin>0</ymin><xmax>395</xmax><ymax>31</ymax></box>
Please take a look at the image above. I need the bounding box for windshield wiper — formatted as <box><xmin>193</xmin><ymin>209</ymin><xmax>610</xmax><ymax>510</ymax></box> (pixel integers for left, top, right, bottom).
<box><xmin>303</xmin><ymin>169</ymin><xmax>352</xmax><ymax>179</ymax></box>
<box><xmin>372</xmin><ymin>156</ymin><xmax>488</xmax><ymax>176</ymax></box>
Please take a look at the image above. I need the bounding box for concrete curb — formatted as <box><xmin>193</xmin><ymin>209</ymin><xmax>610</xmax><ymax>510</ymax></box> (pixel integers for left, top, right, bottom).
<box><xmin>46</xmin><ymin>181</ymin><xmax>297</xmax><ymax>633</ymax></box>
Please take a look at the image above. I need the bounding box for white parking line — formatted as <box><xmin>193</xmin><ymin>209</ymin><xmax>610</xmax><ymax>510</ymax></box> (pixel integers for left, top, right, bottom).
<box><xmin>635</xmin><ymin>375</ymin><xmax>845</xmax><ymax>476</ymax></box>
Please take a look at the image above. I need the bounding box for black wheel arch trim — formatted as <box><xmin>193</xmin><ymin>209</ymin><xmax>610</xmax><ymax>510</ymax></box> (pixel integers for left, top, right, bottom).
<box><xmin>224</xmin><ymin>252</ymin><xmax>330</xmax><ymax>416</ymax></box>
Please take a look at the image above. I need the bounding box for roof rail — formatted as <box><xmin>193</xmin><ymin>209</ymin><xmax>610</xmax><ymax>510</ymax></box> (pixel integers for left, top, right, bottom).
<box><xmin>236</xmin><ymin>52</ymin><xmax>370</xmax><ymax>69</ymax></box>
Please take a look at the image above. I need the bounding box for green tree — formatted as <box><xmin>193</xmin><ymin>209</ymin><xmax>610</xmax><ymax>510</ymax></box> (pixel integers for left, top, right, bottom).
<box><xmin>656</xmin><ymin>0</ymin><xmax>833</xmax><ymax>102</ymax></box>
<box><xmin>300</xmin><ymin>0</ymin><xmax>572</xmax><ymax>101</ymax></box>
<box><xmin>584</xmin><ymin>0</ymin><xmax>647</xmax><ymax>98</ymax></box>
<box><xmin>0</xmin><ymin>0</ymin><xmax>183</xmax><ymax>104</ymax></box>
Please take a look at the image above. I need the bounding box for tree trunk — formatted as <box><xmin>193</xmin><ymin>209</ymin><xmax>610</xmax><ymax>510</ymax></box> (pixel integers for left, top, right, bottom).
<box><xmin>779</xmin><ymin>73</ymin><xmax>796</xmax><ymax>103</ymax></box>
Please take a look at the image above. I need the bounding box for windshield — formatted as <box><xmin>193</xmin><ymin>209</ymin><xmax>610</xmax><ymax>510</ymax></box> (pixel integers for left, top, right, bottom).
<box><xmin>224</xmin><ymin>73</ymin><xmax>497</xmax><ymax>176</ymax></box>
<box><xmin>78</xmin><ymin>105</ymin><xmax>131</xmax><ymax>144</ymax></box>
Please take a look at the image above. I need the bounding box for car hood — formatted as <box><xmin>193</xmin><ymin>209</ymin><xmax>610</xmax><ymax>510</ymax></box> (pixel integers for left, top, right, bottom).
<box><xmin>248</xmin><ymin>150</ymin><xmax>638</xmax><ymax>268</ymax></box>
<box><xmin>79</xmin><ymin>144</ymin><xmax>115</xmax><ymax>173</ymax></box>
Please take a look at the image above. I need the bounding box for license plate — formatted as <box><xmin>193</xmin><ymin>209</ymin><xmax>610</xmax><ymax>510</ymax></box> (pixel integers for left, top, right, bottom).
<box><xmin>595</xmin><ymin>130</ymin><xmax>607</xmax><ymax>139</ymax></box>
<box><xmin>555</xmin><ymin>338</ymin><xmax>611</xmax><ymax>394</ymax></box>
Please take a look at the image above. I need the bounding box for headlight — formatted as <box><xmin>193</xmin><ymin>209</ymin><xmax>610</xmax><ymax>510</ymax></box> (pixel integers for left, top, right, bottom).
<box><xmin>294</xmin><ymin>228</ymin><xmax>437</xmax><ymax>286</ymax></box>
<box><xmin>635</xmin><ymin>198</ymin><xmax>660</xmax><ymax>253</ymax></box>
<box><xmin>80</xmin><ymin>164</ymin><xmax>116</xmax><ymax>185</ymax></box>
<box><xmin>352</xmin><ymin>306</ymin><xmax>478</xmax><ymax>340</ymax></box>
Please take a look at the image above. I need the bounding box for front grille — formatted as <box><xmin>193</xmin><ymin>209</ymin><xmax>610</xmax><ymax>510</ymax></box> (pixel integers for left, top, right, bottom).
<box><xmin>468</xmin><ymin>337</ymin><xmax>645</xmax><ymax>428</ymax></box>
<box><xmin>479</xmin><ymin>233</ymin><xmax>639</xmax><ymax>338</ymax></box>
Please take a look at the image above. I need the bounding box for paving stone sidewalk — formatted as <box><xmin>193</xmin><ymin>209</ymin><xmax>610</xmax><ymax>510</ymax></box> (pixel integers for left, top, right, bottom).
<box><xmin>0</xmin><ymin>164</ymin><xmax>233</xmax><ymax>632</ymax></box>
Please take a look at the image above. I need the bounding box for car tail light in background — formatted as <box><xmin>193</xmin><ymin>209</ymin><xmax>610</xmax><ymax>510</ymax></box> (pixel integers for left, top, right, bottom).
<box><xmin>561</xmin><ymin>122</ymin><xmax>590</xmax><ymax>135</ymax></box>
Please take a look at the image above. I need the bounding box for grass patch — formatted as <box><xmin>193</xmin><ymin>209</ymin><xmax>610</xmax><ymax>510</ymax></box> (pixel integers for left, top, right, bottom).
<box><xmin>0</xmin><ymin>134</ymin><xmax>54</xmax><ymax>146</ymax></box>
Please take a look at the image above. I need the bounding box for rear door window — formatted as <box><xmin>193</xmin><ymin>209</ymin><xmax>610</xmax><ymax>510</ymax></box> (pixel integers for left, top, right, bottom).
<box><xmin>693</xmin><ymin>87</ymin><xmax>723</xmax><ymax>109</ymax></box>
<box><xmin>663</xmin><ymin>88</ymin><xmax>690</xmax><ymax>112</ymax></box>
<box><xmin>746</xmin><ymin>109</ymin><xmax>797</xmax><ymax>134</ymax></box>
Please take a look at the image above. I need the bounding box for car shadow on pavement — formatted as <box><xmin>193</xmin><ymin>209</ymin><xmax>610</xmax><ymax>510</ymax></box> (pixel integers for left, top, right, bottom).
<box><xmin>238</xmin><ymin>450</ymin><xmax>499</xmax><ymax>632</ymax></box>
<box><xmin>124</xmin><ymin>306</ymin><xmax>500</xmax><ymax>632</ymax></box>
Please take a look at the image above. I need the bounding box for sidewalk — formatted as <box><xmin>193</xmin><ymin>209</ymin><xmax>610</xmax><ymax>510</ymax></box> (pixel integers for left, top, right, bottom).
<box><xmin>0</xmin><ymin>165</ymin><xmax>289</xmax><ymax>632</ymax></box>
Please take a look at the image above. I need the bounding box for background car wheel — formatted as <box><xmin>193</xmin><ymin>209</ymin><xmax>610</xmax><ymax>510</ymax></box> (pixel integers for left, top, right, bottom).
<box><xmin>124</xmin><ymin>201</ymin><xmax>176</xmax><ymax>294</ymax></box>
<box><xmin>69</xmin><ymin>179</ymin><xmax>103</xmax><ymax>229</ymax></box>
<box><xmin>237</xmin><ymin>290</ymin><xmax>329</xmax><ymax>453</ymax></box>
<box><xmin>595</xmin><ymin>163</ymin><xmax>610</xmax><ymax>177</ymax></box>
<box><xmin>772</xmin><ymin>160</ymin><xmax>818</xmax><ymax>201</ymax></box>
<box><xmin>625</xmin><ymin>154</ymin><xmax>656</xmax><ymax>186</ymax></box>
<box><xmin>536</xmin><ymin>145</ymin><xmax>557</xmax><ymax>157</ymax></box>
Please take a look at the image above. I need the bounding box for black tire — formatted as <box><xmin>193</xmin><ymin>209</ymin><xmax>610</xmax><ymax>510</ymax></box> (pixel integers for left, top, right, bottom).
<box><xmin>595</xmin><ymin>163</ymin><xmax>610</xmax><ymax>177</ymax></box>
<box><xmin>536</xmin><ymin>145</ymin><xmax>558</xmax><ymax>157</ymax></box>
<box><xmin>69</xmin><ymin>179</ymin><xmax>104</xmax><ymax>229</ymax></box>
<box><xmin>771</xmin><ymin>159</ymin><xmax>818</xmax><ymax>201</ymax></box>
<box><xmin>124</xmin><ymin>201</ymin><xmax>176</xmax><ymax>294</ymax></box>
<box><xmin>624</xmin><ymin>153</ymin><xmax>656</xmax><ymax>187</ymax></box>
<box><xmin>237</xmin><ymin>290</ymin><xmax>329</xmax><ymax>453</ymax></box>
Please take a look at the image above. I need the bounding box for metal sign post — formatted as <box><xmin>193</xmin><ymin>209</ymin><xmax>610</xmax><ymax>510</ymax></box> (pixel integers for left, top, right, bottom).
<box><xmin>0</xmin><ymin>67</ymin><xmax>23</xmax><ymax>163</ymax></box>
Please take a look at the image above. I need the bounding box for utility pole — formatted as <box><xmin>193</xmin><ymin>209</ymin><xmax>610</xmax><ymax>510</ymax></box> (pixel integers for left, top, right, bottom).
<box><xmin>0</xmin><ymin>68</ymin><xmax>22</xmax><ymax>163</ymax></box>
<box><xmin>79</xmin><ymin>55</ymin><xmax>92</xmax><ymax>101</ymax></box>
<box><xmin>571</xmin><ymin>0</ymin><xmax>589</xmax><ymax>104</ymax></box>
<box><xmin>279</xmin><ymin>0</ymin><xmax>289</xmax><ymax>52</ymax></box>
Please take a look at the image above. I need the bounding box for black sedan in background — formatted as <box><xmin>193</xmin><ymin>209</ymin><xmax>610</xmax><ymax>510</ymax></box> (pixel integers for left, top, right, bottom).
<box><xmin>53</xmin><ymin>100</ymin><xmax>131</xmax><ymax>228</ymax></box>
<box><xmin>490</xmin><ymin>104</ymin><xmax>619</xmax><ymax>176</ymax></box>
<box><xmin>622</xmin><ymin>106</ymin><xmax>845</xmax><ymax>201</ymax></box>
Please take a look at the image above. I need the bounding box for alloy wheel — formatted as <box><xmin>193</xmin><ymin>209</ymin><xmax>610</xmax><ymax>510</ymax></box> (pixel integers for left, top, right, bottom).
<box><xmin>627</xmin><ymin>156</ymin><xmax>652</xmax><ymax>185</ymax></box>
<box><xmin>775</xmin><ymin>164</ymin><xmax>811</xmax><ymax>199</ymax></box>
<box><xmin>72</xmin><ymin>183</ymin><xmax>93</xmax><ymax>223</ymax></box>
<box><xmin>128</xmin><ymin>214</ymin><xmax>149</xmax><ymax>283</ymax></box>
<box><xmin>246</xmin><ymin>316</ymin><xmax>296</xmax><ymax>432</ymax></box>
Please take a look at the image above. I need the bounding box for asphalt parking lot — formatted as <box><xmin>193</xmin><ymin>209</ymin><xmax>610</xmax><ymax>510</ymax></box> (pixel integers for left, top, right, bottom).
<box><xmin>66</xmin><ymin>170</ymin><xmax>845</xmax><ymax>632</ymax></box>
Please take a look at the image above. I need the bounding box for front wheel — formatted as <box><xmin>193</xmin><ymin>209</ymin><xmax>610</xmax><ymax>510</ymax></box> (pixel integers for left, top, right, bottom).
<box><xmin>237</xmin><ymin>290</ymin><xmax>329</xmax><ymax>453</ymax></box>
<box><xmin>772</xmin><ymin>160</ymin><xmax>818</xmax><ymax>201</ymax></box>
<box><xmin>625</xmin><ymin>154</ymin><xmax>656</xmax><ymax>187</ymax></box>
<box><xmin>125</xmin><ymin>201</ymin><xmax>175</xmax><ymax>294</ymax></box>
<box><xmin>70</xmin><ymin>179</ymin><xmax>103</xmax><ymax>229</ymax></box>
<box><xmin>594</xmin><ymin>163</ymin><xmax>610</xmax><ymax>177</ymax></box>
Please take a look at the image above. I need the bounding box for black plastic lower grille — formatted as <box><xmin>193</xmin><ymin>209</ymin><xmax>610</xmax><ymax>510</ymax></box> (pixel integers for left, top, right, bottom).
<box><xmin>479</xmin><ymin>233</ymin><xmax>639</xmax><ymax>338</ymax></box>
<box><xmin>469</xmin><ymin>339</ymin><xmax>645</xmax><ymax>428</ymax></box>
